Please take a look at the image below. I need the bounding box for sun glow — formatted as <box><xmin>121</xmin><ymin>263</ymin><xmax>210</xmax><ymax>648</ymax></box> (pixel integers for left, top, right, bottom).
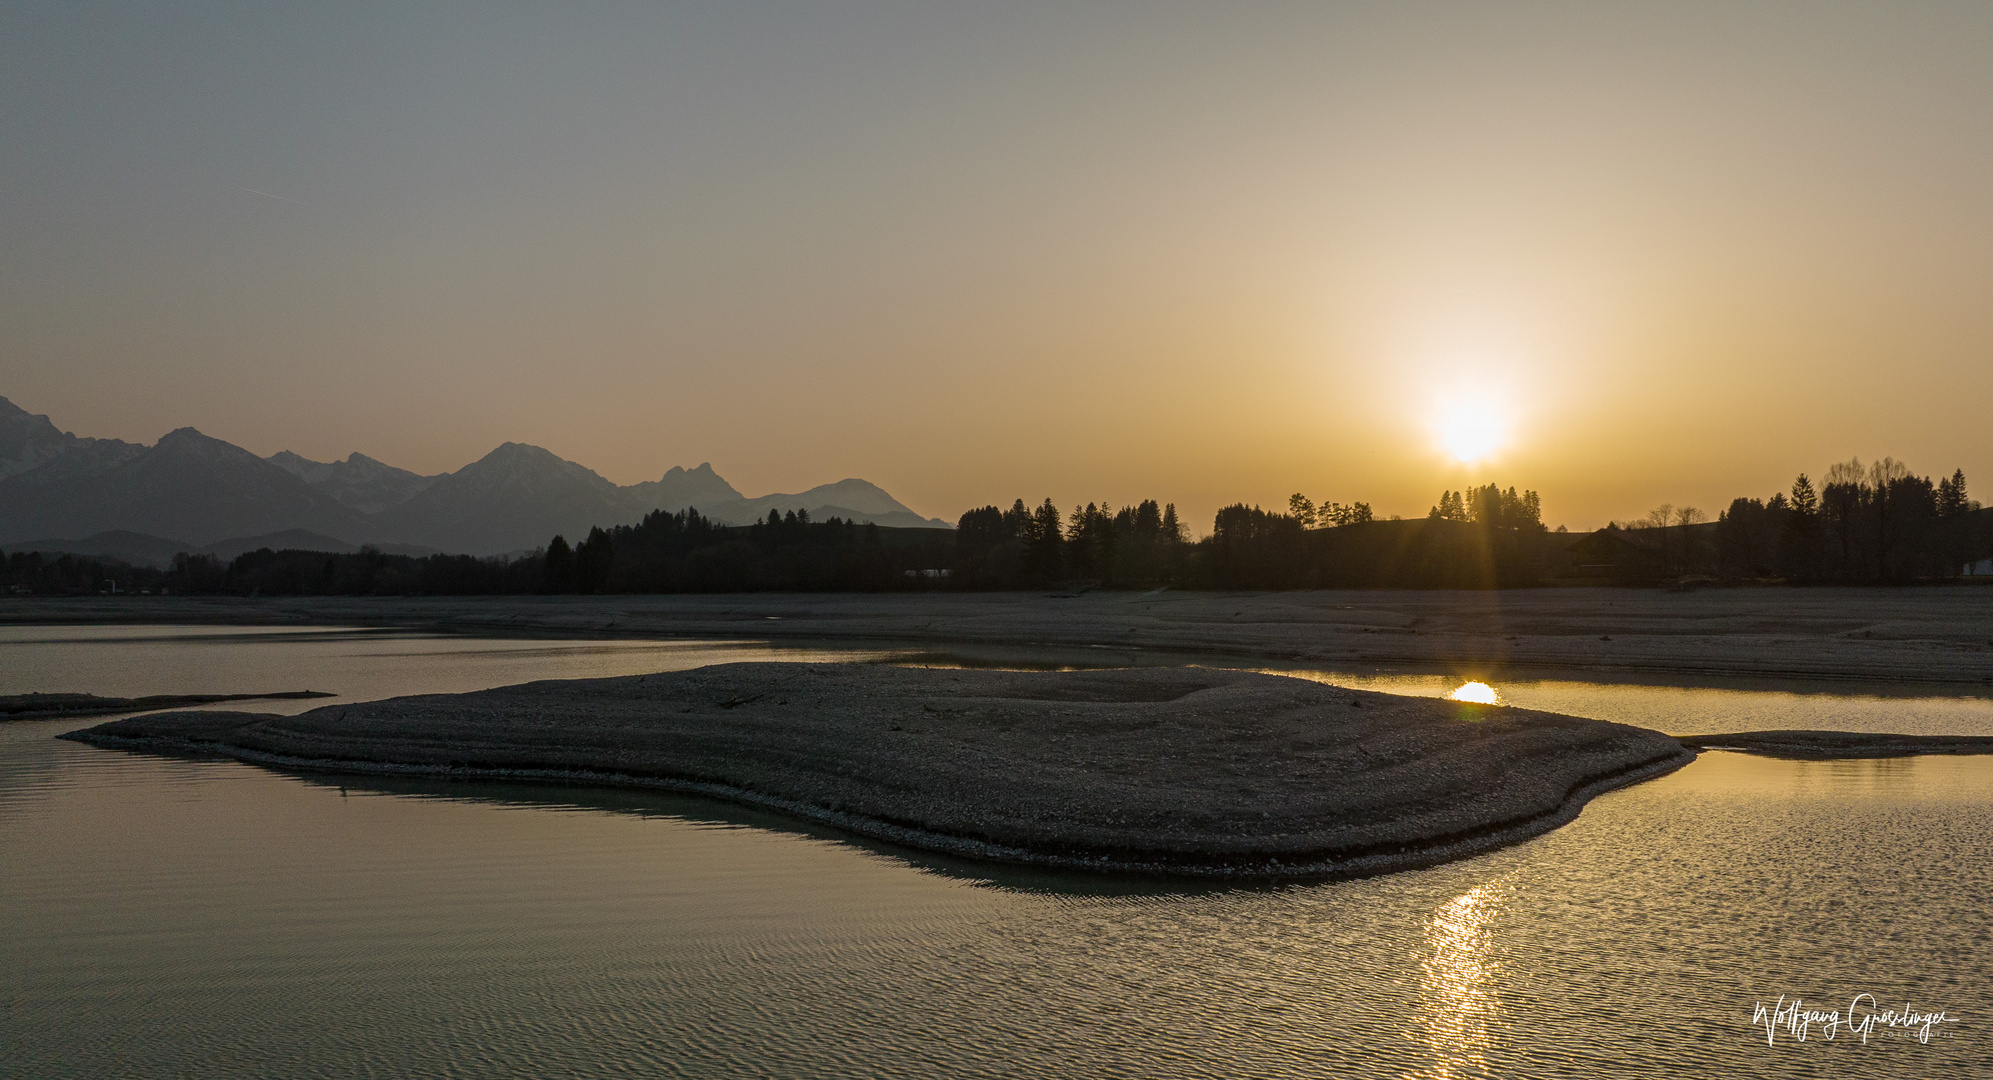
<box><xmin>1435</xmin><ymin>399</ymin><xmax>1506</xmax><ymax>463</ymax></box>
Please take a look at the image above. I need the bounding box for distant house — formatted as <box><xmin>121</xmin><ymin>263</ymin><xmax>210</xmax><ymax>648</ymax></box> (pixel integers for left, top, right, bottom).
<box><xmin>1563</xmin><ymin>526</ymin><xmax>1664</xmax><ymax>582</ymax></box>
<box><xmin>1967</xmin><ymin>558</ymin><xmax>1993</xmax><ymax>577</ymax></box>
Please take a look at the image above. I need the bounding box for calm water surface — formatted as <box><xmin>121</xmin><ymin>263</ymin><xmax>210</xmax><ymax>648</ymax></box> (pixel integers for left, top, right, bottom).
<box><xmin>3</xmin><ymin>627</ymin><xmax>1989</xmax><ymax>1077</ymax></box>
<box><xmin>0</xmin><ymin>624</ymin><xmax>902</xmax><ymax>710</ymax></box>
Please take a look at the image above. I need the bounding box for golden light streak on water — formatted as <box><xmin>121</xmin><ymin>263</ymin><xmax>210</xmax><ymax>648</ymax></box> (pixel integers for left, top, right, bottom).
<box><xmin>1412</xmin><ymin>881</ymin><xmax>1507</xmax><ymax>1080</ymax></box>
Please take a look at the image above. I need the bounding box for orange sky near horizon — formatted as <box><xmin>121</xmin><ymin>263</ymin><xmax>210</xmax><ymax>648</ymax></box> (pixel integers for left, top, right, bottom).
<box><xmin>3</xmin><ymin>4</ymin><xmax>1989</xmax><ymax>532</ymax></box>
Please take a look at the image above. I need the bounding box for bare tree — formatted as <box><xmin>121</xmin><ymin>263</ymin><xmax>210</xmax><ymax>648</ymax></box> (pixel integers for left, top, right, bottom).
<box><xmin>1641</xmin><ymin>504</ymin><xmax>1676</xmax><ymax>573</ymax></box>
<box><xmin>1825</xmin><ymin>457</ymin><xmax>1866</xmax><ymax>488</ymax></box>
<box><xmin>1674</xmin><ymin>506</ymin><xmax>1707</xmax><ymax>577</ymax></box>
<box><xmin>1868</xmin><ymin>457</ymin><xmax>1911</xmax><ymax>580</ymax></box>
<box><xmin>1821</xmin><ymin>458</ymin><xmax>1866</xmax><ymax>579</ymax></box>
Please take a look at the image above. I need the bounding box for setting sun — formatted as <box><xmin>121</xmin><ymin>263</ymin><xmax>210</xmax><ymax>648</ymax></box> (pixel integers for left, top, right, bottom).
<box><xmin>1435</xmin><ymin>401</ymin><xmax>1506</xmax><ymax>463</ymax></box>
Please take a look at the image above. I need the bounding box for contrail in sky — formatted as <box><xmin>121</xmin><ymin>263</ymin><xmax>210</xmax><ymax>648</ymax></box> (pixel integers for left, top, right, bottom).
<box><xmin>240</xmin><ymin>186</ymin><xmax>306</xmax><ymax>205</ymax></box>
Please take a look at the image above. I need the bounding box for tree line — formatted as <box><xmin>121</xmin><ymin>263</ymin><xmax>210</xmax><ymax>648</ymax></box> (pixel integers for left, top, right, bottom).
<box><xmin>4</xmin><ymin>466</ymin><xmax>1984</xmax><ymax>597</ymax></box>
<box><xmin>1</xmin><ymin>488</ymin><xmax>1548</xmax><ymax>595</ymax></box>
<box><xmin>1197</xmin><ymin>483</ymin><xmax>1550</xmax><ymax>589</ymax></box>
<box><xmin>1598</xmin><ymin>458</ymin><xmax>1985</xmax><ymax>584</ymax></box>
<box><xmin>546</xmin><ymin>507</ymin><xmax>953</xmax><ymax>593</ymax></box>
<box><xmin>953</xmin><ymin>498</ymin><xmax>1188</xmax><ymax>588</ymax></box>
<box><xmin>0</xmin><ymin>509</ymin><xmax>953</xmax><ymax>597</ymax></box>
<box><xmin>950</xmin><ymin>484</ymin><xmax>1552</xmax><ymax>589</ymax></box>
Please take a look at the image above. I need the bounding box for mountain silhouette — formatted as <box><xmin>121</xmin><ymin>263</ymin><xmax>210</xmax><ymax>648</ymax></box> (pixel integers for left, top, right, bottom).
<box><xmin>371</xmin><ymin>442</ymin><xmax>647</xmax><ymax>554</ymax></box>
<box><xmin>0</xmin><ymin>396</ymin><xmax>950</xmax><ymax>556</ymax></box>
<box><xmin>625</xmin><ymin>463</ymin><xmax>743</xmax><ymax>511</ymax></box>
<box><xmin>0</xmin><ymin>417</ymin><xmax>369</xmax><ymax>546</ymax></box>
<box><xmin>0</xmin><ymin>397</ymin><xmax>144</xmax><ymax>483</ymax></box>
<box><xmin>269</xmin><ymin>451</ymin><xmax>439</xmax><ymax>514</ymax></box>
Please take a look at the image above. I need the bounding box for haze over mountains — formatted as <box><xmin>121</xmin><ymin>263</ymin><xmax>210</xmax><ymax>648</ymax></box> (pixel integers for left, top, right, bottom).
<box><xmin>0</xmin><ymin>396</ymin><xmax>948</xmax><ymax>563</ymax></box>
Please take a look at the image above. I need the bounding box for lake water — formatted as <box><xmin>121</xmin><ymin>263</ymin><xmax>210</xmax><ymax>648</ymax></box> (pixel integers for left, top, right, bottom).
<box><xmin>1250</xmin><ymin>667</ymin><xmax>1993</xmax><ymax>737</ymax></box>
<box><xmin>3</xmin><ymin>626</ymin><xmax>1989</xmax><ymax>1077</ymax></box>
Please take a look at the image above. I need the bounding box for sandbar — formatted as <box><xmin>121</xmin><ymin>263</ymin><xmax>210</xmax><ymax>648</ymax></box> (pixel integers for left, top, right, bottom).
<box><xmin>67</xmin><ymin>663</ymin><xmax>1695</xmax><ymax>879</ymax></box>
<box><xmin>1679</xmin><ymin>730</ymin><xmax>1993</xmax><ymax>758</ymax></box>
<box><xmin>3</xmin><ymin>690</ymin><xmax>333</xmax><ymax>721</ymax></box>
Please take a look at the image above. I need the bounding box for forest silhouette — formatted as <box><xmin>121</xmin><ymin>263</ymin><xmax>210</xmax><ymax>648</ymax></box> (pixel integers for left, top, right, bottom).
<box><xmin>1589</xmin><ymin>459</ymin><xmax>1985</xmax><ymax>585</ymax></box>
<box><xmin>5</xmin><ymin>462</ymin><xmax>1985</xmax><ymax>596</ymax></box>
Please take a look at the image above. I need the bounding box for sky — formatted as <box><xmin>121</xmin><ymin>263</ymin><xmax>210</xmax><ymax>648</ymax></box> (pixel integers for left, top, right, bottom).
<box><xmin>4</xmin><ymin>2</ymin><xmax>1990</xmax><ymax>531</ymax></box>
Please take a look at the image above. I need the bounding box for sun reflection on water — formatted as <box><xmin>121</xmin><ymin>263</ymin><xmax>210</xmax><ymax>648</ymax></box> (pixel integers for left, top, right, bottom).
<box><xmin>1413</xmin><ymin>880</ymin><xmax>1508</xmax><ymax>1079</ymax></box>
<box><xmin>1446</xmin><ymin>681</ymin><xmax>1500</xmax><ymax>705</ymax></box>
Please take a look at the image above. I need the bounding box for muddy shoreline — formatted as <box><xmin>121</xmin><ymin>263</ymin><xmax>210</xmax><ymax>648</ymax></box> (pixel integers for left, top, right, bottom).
<box><xmin>9</xmin><ymin>589</ymin><xmax>1992</xmax><ymax>686</ymax></box>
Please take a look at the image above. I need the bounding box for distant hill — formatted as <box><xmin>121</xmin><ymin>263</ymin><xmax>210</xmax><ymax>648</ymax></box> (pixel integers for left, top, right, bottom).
<box><xmin>197</xmin><ymin>530</ymin><xmax>440</xmax><ymax>563</ymax></box>
<box><xmin>0</xmin><ymin>530</ymin><xmax>193</xmax><ymax>569</ymax></box>
<box><xmin>0</xmin><ymin>395</ymin><xmax>951</xmax><ymax>556</ymax></box>
<box><xmin>698</xmin><ymin>479</ymin><xmax>949</xmax><ymax>529</ymax></box>
<box><xmin>1</xmin><ymin>527</ymin><xmax>442</xmax><ymax>568</ymax></box>
<box><xmin>626</xmin><ymin>469</ymin><xmax>947</xmax><ymax>528</ymax></box>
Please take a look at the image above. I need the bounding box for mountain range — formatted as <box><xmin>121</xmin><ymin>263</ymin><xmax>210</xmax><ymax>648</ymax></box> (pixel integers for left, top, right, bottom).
<box><xmin>0</xmin><ymin>396</ymin><xmax>949</xmax><ymax>562</ymax></box>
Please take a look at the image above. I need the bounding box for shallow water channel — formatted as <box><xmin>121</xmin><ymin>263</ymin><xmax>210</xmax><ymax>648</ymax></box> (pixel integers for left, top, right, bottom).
<box><xmin>3</xmin><ymin>625</ymin><xmax>1988</xmax><ymax>1077</ymax></box>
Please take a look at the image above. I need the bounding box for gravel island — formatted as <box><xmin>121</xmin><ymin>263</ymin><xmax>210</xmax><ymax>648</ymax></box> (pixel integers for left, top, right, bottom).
<box><xmin>1678</xmin><ymin>730</ymin><xmax>1993</xmax><ymax>758</ymax></box>
<box><xmin>67</xmin><ymin>663</ymin><xmax>1695</xmax><ymax>880</ymax></box>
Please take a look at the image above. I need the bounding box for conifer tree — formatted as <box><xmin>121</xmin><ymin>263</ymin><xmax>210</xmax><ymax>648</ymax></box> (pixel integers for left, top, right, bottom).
<box><xmin>1790</xmin><ymin>474</ymin><xmax>1818</xmax><ymax>517</ymax></box>
<box><xmin>1937</xmin><ymin>469</ymin><xmax>1969</xmax><ymax>518</ymax></box>
<box><xmin>1781</xmin><ymin>474</ymin><xmax>1822</xmax><ymax>580</ymax></box>
<box><xmin>1026</xmin><ymin>498</ymin><xmax>1065</xmax><ymax>580</ymax></box>
<box><xmin>1003</xmin><ymin>498</ymin><xmax>1032</xmax><ymax>539</ymax></box>
<box><xmin>1429</xmin><ymin>490</ymin><xmax>1467</xmax><ymax>521</ymax></box>
<box><xmin>542</xmin><ymin>534</ymin><xmax>575</xmax><ymax>592</ymax></box>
